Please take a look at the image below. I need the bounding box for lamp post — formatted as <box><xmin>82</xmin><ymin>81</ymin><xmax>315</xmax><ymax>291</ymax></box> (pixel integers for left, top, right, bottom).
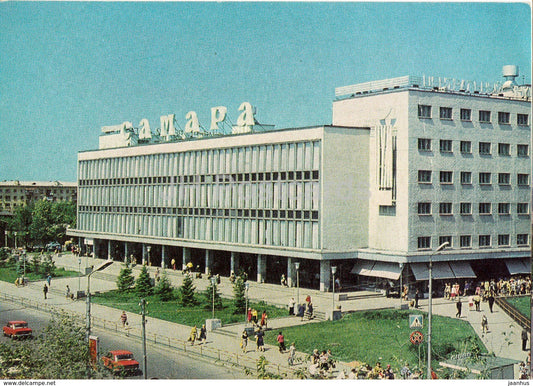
<box><xmin>294</xmin><ymin>262</ymin><xmax>300</xmax><ymax>307</ymax></box>
<box><xmin>331</xmin><ymin>266</ymin><xmax>337</xmax><ymax>314</ymax></box>
<box><xmin>14</xmin><ymin>232</ymin><xmax>17</xmax><ymax>250</ymax></box>
<box><xmin>146</xmin><ymin>246</ymin><xmax>151</xmax><ymax>266</ymax></box>
<box><xmin>78</xmin><ymin>258</ymin><xmax>82</xmax><ymax>293</ymax></box>
<box><xmin>86</xmin><ymin>260</ymin><xmax>113</xmax><ymax>342</ymax></box>
<box><xmin>211</xmin><ymin>277</ymin><xmax>217</xmax><ymax>319</ymax></box>
<box><xmin>244</xmin><ymin>282</ymin><xmax>249</xmax><ymax>323</ymax></box>
<box><xmin>427</xmin><ymin>241</ymin><xmax>449</xmax><ymax>379</ymax></box>
<box><xmin>399</xmin><ymin>262</ymin><xmax>404</xmax><ymax>308</ymax></box>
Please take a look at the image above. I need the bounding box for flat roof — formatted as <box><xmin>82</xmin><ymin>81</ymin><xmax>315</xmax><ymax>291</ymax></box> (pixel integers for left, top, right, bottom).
<box><xmin>0</xmin><ymin>181</ymin><xmax>77</xmax><ymax>187</ymax></box>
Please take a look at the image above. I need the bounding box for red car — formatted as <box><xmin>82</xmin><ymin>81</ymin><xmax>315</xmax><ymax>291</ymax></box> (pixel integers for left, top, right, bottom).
<box><xmin>102</xmin><ymin>350</ymin><xmax>140</xmax><ymax>375</ymax></box>
<box><xmin>2</xmin><ymin>321</ymin><xmax>32</xmax><ymax>339</ymax></box>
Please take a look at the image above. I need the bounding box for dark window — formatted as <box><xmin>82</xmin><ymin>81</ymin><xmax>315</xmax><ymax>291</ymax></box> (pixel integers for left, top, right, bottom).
<box><xmin>498</xmin><ymin>203</ymin><xmax>510</xmax><ymax>215</ymax></box>
<box><xmin>498</xmin><ymin>234</ymin><xmax>510</xmax><ymax>246</ymax></box>
<box><xmin>460</xmin><ymin>109</ymin><xmax>472</xmax><ymax>121</ymax></box>
<box><xmin>517</xmin><ymin>203</ymin><xmax>529</xmax><ymax>214</ymax></box>
<box><xmin>517</xmin><ymin>174</ymin><xmax>529</xmax><ymax>186</ymax></box>
<box><xmin>418</xmin><ymin>105</ymin><xmax>432</xmax><ymax>118</ymax></box>
<box><xmin>418</xmin><ymin>170</ymin><xmax>432</xmax><ymax>183</ymax></box>
<box><xmin>498</xmin><ymin>112</ymin><xmax>510</xmax><ymax>124</ymax></box>
<box><xmin>479</xmin><ymin>110</ymin><xmax>491</xmax><ymax>123</ymax></box>
<box><xmin>479</xmin><ymin>235</ymin><xmax>491</xmax><ymax>247</ymax></box>
<box><xmin>439</xmin><ymin>236</ymin><xmax>452</xmax><ymax>247</ymax></box>
<box><xmin>479</xmin><ymin>203</ymin><xmax>491</xmax><ymax>215</ymax></box>
<box><xmin>440</xmin><ymin>140</ymin><xmax>452</xmax><ymax>153</ymax></box>
<box><xmin>440</xmin><ymin>171</ymin><xmax>453</xmax><ymax>184</ymax></box>
<box><xmin>517</xmin><ymin>144</ymin><xmax>529</xmax><ymax>157</ymax></box>
<box><xmin>439</xmin><ymin>202</ymin><xmax>452</xmax><ymax>215</ymax></box>
<box><xmin>460</xmin><ymin>172</ymin><xmax>472</xmax><ymax>184</ymax></box>
<box><xmin>498</xmin><ymin>143</ymin><xmax>510</xmax><ymax>156</ymax></box>
<box><xmin>479</xmin><ymin>142</ymin><xmax>491</xmax><ymax>155</ymax></box>
<box><xmin>417</xmin><ymin>202</ymin><xmax>431</xmax><ymax>215</ymax></box>
<box><xmin>418</xmin><ymin>237</ymin><xmax>431</xmax><ymax>249</ymax></box>
<box><xmin>517</xmin><ymin>114</ymin><xmax>529</xmax><ymax>125</ymax></box>
<box><xmin>460</xmin><ymin>235</ymin><xmax>471</xmax><ymax>248</ymax></box>
<box><xmin>479</xmin><ymin>172</ymin><xmax>491</xmax><ymax>185</ymax></box>
<box><xmin>418</xmin><ymin>138</ymin><xmax>432</xmax><ymax>151</ymax></box>
<box><xmin>460</xmin><ymin>202</ymin><xmax>472</xmax><ymax>215</ymax></box>
<box><xmin>498</xmin><ymin>173</ymin><xmax>510</xmax><ymax>185</ymax></box>
<box><xmin>440</xmin><ymin>107</ymin><xmax>452</xmax><ymax>120</ymax></box>
<box><xmin>460</xmin><ymin>141</ymin><xmax>472</xmax><ymax>154</ymax></box>
<box><xmin>517</xmin><ymin>234</ymin><xmax>529</xmax><ymax>246</ymax></box>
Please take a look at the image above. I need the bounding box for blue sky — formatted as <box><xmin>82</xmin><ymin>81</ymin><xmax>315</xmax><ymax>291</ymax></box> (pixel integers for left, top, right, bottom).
<box><xmin>0</xmin><ymin>2</ymin><xmax>531</xmax><ymax>182</ymax></box>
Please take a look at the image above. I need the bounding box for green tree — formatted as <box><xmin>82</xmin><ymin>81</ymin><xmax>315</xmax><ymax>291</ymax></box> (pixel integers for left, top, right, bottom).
<box><xmin>135</xmin><ymin>265</ymin><xmax>153</xmax><ymax>297</ymax></box>
<box><xmin>233</xmin><ymin>276</ymin><xmax>246</xmax><ymax>314</ymax></box>
<box><xmin>179</xmin><ymin>273</ymin><xmax>198</xmax><ymax>306</ymax></box>
<box><xmin>116</xmin><ymin>264</ymin><xmax>135</xmax><ymax>292</ymax></box>
<box><xmin>203</xmin><ymin>280</ymin><xmax>223</xmax><ymax>310</ymax></box>
<box><xmin>31</xmin><ymin>254</ymin><xmax>41</xmax><ymax>274</ymax></box>
<box><xmin>154</xmin><ymin>271</ymin><xmax>174</xmax><ymax>301</ymax></box>
<box><xmin>41</xmin><ymin>254</ymin><xmax>56</xmax><ymax>277</ymax></box>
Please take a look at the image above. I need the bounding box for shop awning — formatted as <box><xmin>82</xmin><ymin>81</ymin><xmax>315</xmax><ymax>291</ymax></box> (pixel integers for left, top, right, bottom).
<box><xmin>351</xmin><ymin>260</ymin><xmax>402</xmax><ymax>280</ymax></box>
<box><xmin>410</xmin><ymin>263</ymin><xmax>429</xmax><ymax>281</ymax></box>
<box><xmin>504</xmin><ymin>259</ymin><xmax>530</xmax><ymax>275</ymax></box>
<box><xmin>432</xmin><ymin>262</ymin><xmax>456</xmax><ymax>280</ymax></box>
<box><xmin>449</xmin><ymin>261</ymin><xmax>477</xmax><ymax>278</ymax></box>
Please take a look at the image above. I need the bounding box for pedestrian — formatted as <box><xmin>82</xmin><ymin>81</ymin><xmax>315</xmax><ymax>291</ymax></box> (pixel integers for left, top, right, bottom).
<box><xmin>260</xmin><ymin>310</ymin><xmax>268</xmax><ymax>329</ymax></box>
<box><xmin>256</xmin><ymin>328</ymin><xmax>265</xmax><ymax>352</ymax></box>
<box><xmin>43</xmin><ymin>284</ymin><xmax>48</xmax><ymax>299</ymax></box>
<box><xmin>474</xmin><ymin>294</ymin><xmax>481</xmax><ymax>311</ymax></box>
<box><xmin>241</xmin><ymin>329</ymin><xmax>248</xmax><ymax>353</ymax></box>
<box><xmin>46</xmin><ymin>274</ymin><xmax>52</xmax><ymax>287</ymax></box>
<box><xmin>277</xmin><ymin>331</ymin><xmax>286</xmax><ymax>352</ymax></box>
<box><xmin>468</xmin><ymin>295</ymin><xmax>474</xmax><ymax>311</ymax></box>
<box><xmin>171</xmin><ymin>258</ymin><xmax>176</xmax><ymax>270</ymax></box>
<box><xmin>522</xmin><ymin>328</ymin><xmax>529</xmax><ymax>351</ymax></box>
<box><xmin>280</xmin><ymin>274</ymin><xmax>287</xmax><ymax>287</ymax></box>
<box><xmin>120</xmin><ymin>311</ymin><xmax>128</xmax><ymax>327</ymax></box>
<box><xmin>288</xmin><ymin>342</ymin><xmax>296</xmax><ymax>365</ymax></box>
<box><xmin>414</xmin><ymin>289</ymin><xmax>419</xmax><ymax>308</ymax></box>
<box><xmin>288</xmin><ymin>297</ymin><xmax>295</xmax><ymax>316</ymax></box>
<box><xmin>481</xmin><ymin>314</ymin><xmax>489</xmax><ymax>334</ymax></box>
<box><xmin>188</xmin><ymin>325</ymin><xmax>197</xmax><ymax>345</ymax></box>
<box><xmin>488</xmin><ymin>292</ymin><xmax>495</xmax><ymax>313</ymax></box>
<box><xmin>251</xmin><ymin>308</ymin><xmax>258</xmax><ymax>325</ymax></box>
<box><xmin>455</xmin><ymin>297</ymin><xmax>462</xmax><ymax>318</ymax></box>
<box><xmin>65</xmin><ymin>285</ymin><xmax>71</xmax><ymax>299</ymax></box>
<box><xmin>198</xmin><ymin>324</ymin><xmax>207</xmax><ymax>343</ymax></box>
<box><xmin>247</xmin><ymin>308</ymin><xmax>252</xmax><ymax>324</ymax></box>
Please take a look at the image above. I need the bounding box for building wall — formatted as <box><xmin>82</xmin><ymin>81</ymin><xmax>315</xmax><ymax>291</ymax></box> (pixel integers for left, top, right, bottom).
<box><xmin>0</xmin><ymin>182</ymin><xmax>77</xmax><ymax>213</ymax></box>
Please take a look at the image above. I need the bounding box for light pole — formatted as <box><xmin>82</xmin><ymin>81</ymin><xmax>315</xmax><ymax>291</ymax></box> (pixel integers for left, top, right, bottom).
<box><xmin>399</xmin><ymin>262</ymin><xmax>404</xmax><ymax>308</ymax></box>
<box><xmin>22</xmin><ymin>251</ymin><xmax>26</xmax><ymax>278</ymax></box>
<box><xmin>331</xmin><ymin>266</ymin><xmax>337</xmax><ymax>314</ymax></box>
<box><xmin>294</xmin><ymin>262</ymin><xmax>300</xmax><ymax>307</ymax></box>
<box><xmin>86</xmin><ymin>260</ymin><xmax>113</xmax><ymax>342</ymax></box>
<box><xmin>78</xmin><ymin>258</ymin><xmax>82</xmax><ymax>293</ymax></box>
<box><xmin>146</xmin><ymin>246</ymin><xmax>151</xmax><ymax>266</ymax></box>
<box><xmin>14</xmin><ymin>232</ymin><xmax>17</xmax><ymax>250</ymax></box>
<box><xmin>427</xmin><ymin>241</ymin><xmax>449</xmax><ymax>379</ymax></box>
<box><xmin>244</xmin><ymin>282</ymin><xmax>249</xmax><ymax>323</ymax></box>
<box><xmin>211</xmin><ymin>277</ymin><xmax>217</xmax><ymax>319</ymax></box>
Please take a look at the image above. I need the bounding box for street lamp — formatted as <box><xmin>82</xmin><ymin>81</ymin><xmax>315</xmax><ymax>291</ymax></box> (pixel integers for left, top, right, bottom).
<box><xmin>14</xmin><ymin>232</ymin><xmax>17</xmax><ymax>250</ymax></box>
<box><xmin>146</xmin><ymin>246</ymin><xmax>151</xmax><ymax>266</ymax></box>
<box><xmin>294</xmin><ymin>262</ymin><xmax>300</xmax><ymax>307</ymax></box>
<box><xmin>244</xmin><ymin>282</ymin><xmax>249</xmax><ymax>323</ymax></box>
<box><xmin>331</xmin><ymin>266</ymin><xmax>337</xmax><ymax>314</ymax></box>
<box><xmin>78</xmin><ymin>258</ymin><xmax>82</xmax><ymax>293</ymax></box>
<box><xmin>399</xmin><ymin>262</ymin><xmax>404</xmax><ymax>309</ymax></box>
<box><xmin>427</xmin><ymin>241</ymin><xmax>449</xmax><ymax>379</ymax></box>
<box><xmin>86</xmin><ymin>260</ymin><xmax>113</xmax><ymax>341</ymax></box>
<box><xmin>211</xmin><ymin>277</ymin><xmax>217</xmax><ymax>319</ymax></box>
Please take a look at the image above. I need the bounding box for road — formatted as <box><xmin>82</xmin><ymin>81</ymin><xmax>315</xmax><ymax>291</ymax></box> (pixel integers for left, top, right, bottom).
<box><xmin>0</xmin><ymin>300</ymin><xmax>245</xmax><ymax>379</ymax></box>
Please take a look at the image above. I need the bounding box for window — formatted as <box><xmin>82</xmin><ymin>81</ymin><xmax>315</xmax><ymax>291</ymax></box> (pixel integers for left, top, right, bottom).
<box><xmin>498</xmin><ymin>173</ymin><xmax>510</xmax><ymax>185</ymax></box>
<box><xmin>498</xmin><ymin>234</ymin><xmax>510</xmax><ymax>246</ymax></box>
<box><xmin>517</xmin><ymin>234</ymin><xmax>529</xmax><ymax>246</ymax></box>
<box><xmin>498</xmin><ymin>203</ymin><xmax>510</xmax><ymax>215</ymax></box>
<box><xmin>440</xmin><ymin>107</ymin><xmax>452</xmax><ymax>120</ymax></box>
<box><xmin>460</xmin><ymin>202</ymin><xmax>472</xmax><ymax>215</ymax></box>
<box><xmin>498</xmin><ymin>112</ymin><xmax>510</xmax><ymax>124</ymax></box>
<box><xmin>517</xmin><ymin>144</ymin><xmax>529</xmax><ymax>157</ymax></box>
<box><xmin>479</xmin><ymin>172</ymin><xmax>491</xmax><ymax>185</ymax></box>
<box><xmin>498</xmin><ymin>143</ymin><xmax>510</xmax><ymax>156</ymax></box>
<box><xmin>418</xmin><ymin>237</ymin><xmax>431</xmax><ymax>250</ymax></box>
<box><xmin>479</xmin><ymin>235</ymin><xmax>491</xmax><ymax>247</ymax></box>
<box><xmin>418</xmin><ymin>170</ymin><xmax>432</xmax><ymax>183</ymax></box>
<box><xmin>517</xmin><ymin>203</ymin><xmax>529</xmax><ymax>214</ymax></box>
<box><xmin>379</xmin><ymin>206</ymin><xmax>396</xmax><ymax>216</ymax></box>
<box><xmin>439</xmin><ymin>202</ymin><xmax>452</xmax><ymax>215</ymax></box>
<box><xmin>517</xmin><ymin>174</ymin><xmax>529</xmax><ymax>186</ymax></box>
<box><xmin>418</xmin><ymin>138</ymin><xmax>432</xmax><ymax>151</ymax></box>
<box><xmin>439</xmin><ymin>236</ymin><xmax>452</xmax><ymax>247</ymax></box>
<box><xmin>479</xmin><ymin>110</ymin><xmax>491</xmax><ymax>123</ymax></box>
<box><xmin>517</xmin><ymin>113</ymin><xmax>529</xmax><ymax>125</ymax></box>
<box><xmin>479</xmin><ymin>203</ymin><xmax>491</xmax><ymax>215</ymax></box>
<box><xmin>418</xmin><ymin>105</ymin><xmax>432</xmax><ymax>118</ymax></box>
<box><xmin>460</xmin><ymin>141</ymin><xmax>472</xmax><ymax>154</ymax></box>
<box><xmin>440</xmin><ymin>140</ymin><xmax>452</xmax><ymax>153</ymax></box>
<box><xmin>460</xmin><ymin>108</ymin><xmax>472</xmax><ymax>121</ymax></box>
<box><xmin>440</xmin><ymin>171</ymin><xmax>453</xmax><ymax>184</ymax></box>
<box><xmin>417</xmin><ymin>202</ymin><xmax>431</xmax><ymax>215</ymax></box>
<box><xmin>479</xmin><ymin>142</ymin><xmax>491</xmax><ymax>155</ymax></box>
<box><xmin>460</xmin><ymin>235</ymin><xmax>471</xmax><ymax>248</ymax></box>
<box><xmin>460</xmin><ymin>172</ymin><xmax>472</xmax><ymax>184</ymax></box>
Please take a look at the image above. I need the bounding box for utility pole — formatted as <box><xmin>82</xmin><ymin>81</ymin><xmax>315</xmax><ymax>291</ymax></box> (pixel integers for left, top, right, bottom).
<box><xmin>140</xmin><ymin>298</ymin><xmax>147</xmax><ymax>380</ymax></box>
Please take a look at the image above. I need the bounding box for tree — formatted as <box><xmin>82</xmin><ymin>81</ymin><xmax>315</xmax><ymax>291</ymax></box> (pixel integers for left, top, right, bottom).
<box><xmin>154</xmin><ymin>271</ymin><xmax>174</xmax><ymax>301</ymax></box>
<box><xmin>41</xmin><ymin>254</ymin><xmax>56</xmax><ymax>277</ymax></box>
<box><xmin>116</xmin><ymin>264</ymin><xmax>135</xmax><ymax>292</ymax></box>
<box><xmin>135</xmin><ymin>265</ymin><xmax>153</xmax><ymax>297</ymax></box>
<box><xmin>179</xmin><ymin>273</ymin><xmax>198</xmax><ymax>306</ymax></box>
<box><xmin>31</xmin><ymin>254</ymin><xmax>41</xmax><ymax>274</ymax></box>
<box><xmin>203</xmin><ymin>280</ymin><xmax>223</xmax><ymax>310</ymax></box>
<box><xmin>233</xmin><ymin>276</ymin><xmax>246</xmax><ymax>314</ymax></box>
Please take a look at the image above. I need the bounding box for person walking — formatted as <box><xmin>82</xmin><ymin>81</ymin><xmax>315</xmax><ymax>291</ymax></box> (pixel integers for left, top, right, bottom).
<box><xmin>251</xmin><ymin>309</ymin><xmax>258</xmax><ymax>326</ymax></box>
<box><xmin>256</xmin><ymin>328</ymin><xmax>265</xmax><ymax>352</ymax></box>
<box><xmin>481</xmin><ymin>314</ymin><xmax>489</xmax><ymax>334</ymax></box>
<box><xmin>43</xmin><ymin>284</ymin><xmax>48</xmax><ymax>299</ymax></box>
<box><xmin>247</xmin><ymin>308</ymin><xmax>252</xmax><ymax>324</ymax></box>
<box><xmin>277</xmin><ymin>331</ymin><xmax>286</xmax><ymax>353</ymax></box>
<box><xmin>188</xmin><ymin>326</ymin><xmax>197</xmax><ymax>345</ymax></box>
<box><xmin>288</xmin><ymin>342</ymin><xmax>296</xmax><ymax>366</ymax></box>
<box><xmin>455</xmin><ymin>297</ymin><xmax>462</xmax><ymax>318</ymax></box>
<box><xmin>65</xmin><ymin>285</ymin><xmax>71</xmax><ymax>299</ymax></box>
<box><xmin>414</xmin><ymin>289</ymin><xmax>420</xmax><ymax>309</ymax></box>
<box><xmin>260</xmin><ymin>310</ymin><xmax>268</xmax><ymax>329</ymax></box>
<box><xmin>120</xmin><ymin>311</ymin><xmax>128</xmax><ymax>328</ymax></box>
<box><xmin>198</xmin><ymin>324</ymin><xmax>207</xmax><ymax>343</ymax></box>
<box><xmin>46</xmin><ymin>274</ymin><xmax>52</xmax><ymax>287</ymax></box>
<box><xmin>288</xmin><ymin>297</ymin><xmax>295</xmax><ymax>316</ymax></box>
<box><xmin>522</xmin><ymin>328</ymin><xmax>529</xmax><ymax>351</ymax></box>
<box><xmin>488</xmin><ymin>292</ymin><xmax>495</xmax><ymax>313</ymax></box>
<box><xmin>241</xmin><ymin>329</ymin><xmax>248</xmax><ymax>353</ymax></box>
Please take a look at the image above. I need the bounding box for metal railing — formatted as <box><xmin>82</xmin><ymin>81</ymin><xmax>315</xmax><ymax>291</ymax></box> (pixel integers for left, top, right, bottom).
<box><xmin>495</xmin><ymin>296</ymin><xmax>530</xmax><ymax>330</ymax></box>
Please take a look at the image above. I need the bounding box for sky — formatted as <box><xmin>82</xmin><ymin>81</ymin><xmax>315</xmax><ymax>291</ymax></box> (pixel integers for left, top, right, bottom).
<box><xmin>0</xmin><ymin>1</ymin><xmax>531</xmax><ymax>182</ymax></box>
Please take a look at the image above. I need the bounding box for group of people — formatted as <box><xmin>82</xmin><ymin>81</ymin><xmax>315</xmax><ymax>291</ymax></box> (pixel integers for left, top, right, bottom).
<box><xmin>187</xmin><ymin>324</ymin><xmax>207</xmax><ymax>345</ymax></box>
<box><xmin>308</xmin><ymin>349</ymin><xmax>337</xmax><ymax>377</ymax></box>
<box><xmin>288</xmin><ymin>295</ymin><xmax>314</xmax><ymax>321</ymax></box>
<box><xmin>247</xmin><ymin>308</ymin><xmax>268</xmax><ymax>329</ymax></box>
<box><xmin>444</xmin><ymin>276</ymin><xmax>531</xmax><ymax>300</ymax></box>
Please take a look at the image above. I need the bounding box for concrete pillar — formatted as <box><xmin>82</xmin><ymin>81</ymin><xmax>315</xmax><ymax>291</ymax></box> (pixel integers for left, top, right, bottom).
<box><xmin>161</xmin><ymin>245</ymin><xmax>167</xmax><ymax>268</ymax></box>
<box><xmin>107</xmin><ymin>240</ymin><xmax>112</xmax><ymax>260</ymax></box>
<box><xmin>205</xmin><ymin>250</ymin><xmax>212</xmax><ymax>275</ymax></box>
<box><xmin>230</xmin><ymin>252</ymin><xmax>239</xmax><ymax>274</ymax></box>
<box><xmin>257</xmin><ymin>254</ymin><xmax>266</xmax><ymax>283</ymax></box>
<box><xmin>287</xmin><ymin>257</ymin><xmax>294</xmax><ymax>287</ymax></box>
<box><xmin>183</xmin><ymin>247</ymin><xmax>191</xmax><ymax>270</ymax></box>
<box><xmin>142</xmin><ymin>244</ymin><xmax>147</xmax><ymax>266</ymax></box>
<box><xmin>124</xmin><ymin>242</ymin><xmax>129</xmax><ymax>263</ymax></box>
<box><xmin>320</xmin><ymin>260</ymin><xmax>331</xmax><ymax>292</ymax></box>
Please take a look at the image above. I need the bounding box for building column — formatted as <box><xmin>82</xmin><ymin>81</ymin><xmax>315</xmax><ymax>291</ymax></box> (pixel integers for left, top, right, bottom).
<box><xmin>205</xmin><ymin>250</ymin><xmax>212</xmax><ymax>275</ymax></box>
<box><xmin>287</xmin><ymin>257</ymin><xmax>294</xmax><ymax>288</ymax></box>
<box><xmin>257</xmin><ymin>254</ymin><xmax>266</xmax><ymax>283</ymax></box>
<box><xmin>230</xmin><ymin>252</ymin><xmax>239</xmax><ymax>275</ymax></box>
<box><xmin>107</xmin><ymin>240</ymin><xmax>112</xmax><ymax>260</ymax></box>
<box><xmin>161</xmin><ymin>245</ymin><xmax>167</xmax><ymax>269</ymax></box>
<box><xmin>183</xmin><ymin>247</ymin><xmax>191</xmax><ymax>271</ymax></box>
<box><xmin>142</xmin><ymin>244</ymin><xmax>147</xmax><ymax>266</ymax></box>
<box><xmin>320</xmin><ymin>260</ymin><xmax>331</xmax><ymax>292</ymax></box>
<box><xmin>124</xmin><ymin>242</ymin><xmax>129</xmax><ymax>263</ymax></box>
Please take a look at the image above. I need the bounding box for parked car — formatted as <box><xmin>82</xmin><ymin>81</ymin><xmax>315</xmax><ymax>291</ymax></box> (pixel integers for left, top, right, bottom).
<box><xmin>45</xmin><ymin>242</ymin><xmax>61</xmax><ymax>252</ymax></box>
<box><xmin>2</xmin><ymin>321</ymin><xmax>32</xmax><ymax>339</ymax></box>
<box><xmin>102</xmin><ymin>350</ymin><xmax>140</xmax><ymax>376</ymax></box>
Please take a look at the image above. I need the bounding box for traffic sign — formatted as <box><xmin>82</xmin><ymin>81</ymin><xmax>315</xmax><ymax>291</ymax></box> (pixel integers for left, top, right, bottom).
<box><xmin>409</xmin><ymin>314</ymin><xmax>423</xmax><ymax>329</ymax></box>
<box><xmin>410</xmin><ymin>330</ymin><xmax>424</xmax><ymax>345</ymax></box>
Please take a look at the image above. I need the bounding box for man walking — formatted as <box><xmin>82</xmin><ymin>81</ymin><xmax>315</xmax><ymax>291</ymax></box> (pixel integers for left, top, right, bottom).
<box><xmin>488</xmin><ymin>292</ymin><xmax>495</xmax><ymax>313</ymax></box>
<box><xmin>288</xmin><ymin>297</ymin><xmax>295</xmax><ymax>316</ymax></box>
<box><xmin>414</xmin><ymin>289</ymin><xmax>420</xmax><ymax>309</ymax></box>
<box><xmin>43</xmin><ymin>284</ymin><xmax>48</xmax><ymax>299</ymax></box>
<box><xmin>455</xmin><ymin>297</ymin><xmax>462</xmax><ymax>318</ymax></box>
<box><xmin>277</xmin><ymin>331</ymin><xmax>286</xmax><ymax>353</ymax></box>
<box><xmin>522</xmin><ymin>328</ymin><xmax>529</xmax><ymax>351</ymax></box>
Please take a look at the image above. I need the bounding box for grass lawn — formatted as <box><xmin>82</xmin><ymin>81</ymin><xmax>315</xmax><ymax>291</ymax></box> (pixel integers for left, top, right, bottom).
<box><xmin>263</xmin><ymin>309</ymin><xmax>485</xmax><ymax>374</ymax></box>
<box><xmin>92</xmin><ymin>289</ymin><xmax>287</xmax><ymax>327</ymax></box>
<box><xmin>0</xmin><ymin>263</ymin><xmax>79</xmax><ymax>283</ymax></box>
<box><xmin>504</xmin><ymin>296</ymin><xmax>530</xmax><ymax>319</ymax></box>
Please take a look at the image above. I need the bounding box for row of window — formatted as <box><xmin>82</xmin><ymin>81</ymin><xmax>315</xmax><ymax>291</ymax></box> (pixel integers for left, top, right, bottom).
<box><xmin>79</xmin><ymin>170</ymin><xmax>321</xmax><ymax>187</ymax></box>
<box><xmin>418</xmin><ymin>139</ymin><xmax>529</xmax><ymax>157</ymax></box>
<box><xmin>417</xmin><ymin>202</ymin><xmax>529</xmax><ymax>215</ymax></box>
<box><xmin>418</xmin><ymin>170</ymin><xmax>529</xmax><ymax>186</ymax></box>
<box><xmin>418</xmin><ymin>234</ymin><xmax>529</xmax><ymax>249</ymax></box>
<box><xmin>418</xmin><ymin>105</ymin><xmax>529</xmax><ymax>125</ymax></box>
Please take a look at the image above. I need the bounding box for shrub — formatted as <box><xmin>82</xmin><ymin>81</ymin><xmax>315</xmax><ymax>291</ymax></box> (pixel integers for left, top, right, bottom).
<box><xmin>179</xmin><ymin>273</ymin><xmax>198</xmax><ymax>306</ymax></box>
<box><xmin>116</xmin><ymin>264</ymin><xmax>135</xmax><ymax>292</ymax></box>
<box><xmin>135</xmin><ymin>265</ymin><xmax>153</xmax><ymax>297</ymax></box>
<box><xmin>232</xmin><ymin>276</ymin><xmax>246</xmax><ymax>314</ymax></box>
<box><xmin>154</xmin><ymin>271</ymin><xmax>174</xmax><ymax>301</ymax></box>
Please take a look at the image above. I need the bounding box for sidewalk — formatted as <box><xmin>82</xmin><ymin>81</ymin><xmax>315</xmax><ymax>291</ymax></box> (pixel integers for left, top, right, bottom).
<box><xmin>2</xmin><ymin>253</ymin><xmax>527</xmax><ymax>378</ymax></box>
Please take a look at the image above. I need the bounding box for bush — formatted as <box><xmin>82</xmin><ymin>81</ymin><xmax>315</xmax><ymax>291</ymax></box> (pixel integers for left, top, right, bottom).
<box><xmin>233</xmin><ymin>276</ymin><xmax>246</xmax><ymax>314</ymax></box>
<box><xmin>116</xmin><ymin>264</ymin><xmax>135</xmax><ymax>292</ymax></box>
<box><xmin>179</xmin><ymin>274</ymin><xmax>198</xmax><ymax>306</ymax></box>
<box><xmin>135</xmin><ymin>265</ymin><xmax>153</xmax><ymax>297</ymax></box>
<box><xmin>41</xmin><ymin>254</ymin><xmax>55</xmax><ymax>277</ymax></box>
<box><xmin>31</xmin><ymin>255</ymin><xmax>41</xmax><ymax>274</ymax></box>
<box><xmin>154</xmin><ymin>271</ymin><xmax>174</xmax><ymax>301</ymax></box>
